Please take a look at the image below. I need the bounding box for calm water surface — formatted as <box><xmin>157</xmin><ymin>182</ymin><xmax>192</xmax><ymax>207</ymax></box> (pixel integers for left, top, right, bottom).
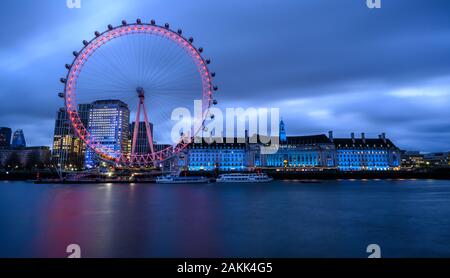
<box><xmin>0</xmin><ymin>179</ymin><xmax>450</xmax><ymax>258</ymax></box>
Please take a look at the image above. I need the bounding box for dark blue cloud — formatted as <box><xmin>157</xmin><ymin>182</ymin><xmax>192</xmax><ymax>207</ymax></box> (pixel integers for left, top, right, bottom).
<box><xmin>0</xmin><ymin>0</ymin><xmax>449</xmax><ymax>152</ymax></box>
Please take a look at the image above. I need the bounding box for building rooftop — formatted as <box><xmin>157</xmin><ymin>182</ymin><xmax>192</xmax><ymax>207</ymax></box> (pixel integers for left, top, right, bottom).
<box><xmin>285</xmin><ymin>134</ymin><xmax>332</xmax><ymax>145</ymax></box>
<box><xmin>189</xmin><ymin>137</ymin><xmax>247</xmax><ymax>148</ymax></box>
<box><xmin>333</xmin><ymin>138</ymin><xmax>398</xmax><ymax>149</ymax></box>
<box><xmin>91</xmin><ymin>99</ymin><xmax>129</xmax><ymax>109</ymax></box>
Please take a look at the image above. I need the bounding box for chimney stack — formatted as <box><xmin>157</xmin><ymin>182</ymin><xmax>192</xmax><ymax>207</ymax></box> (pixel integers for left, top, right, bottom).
<box><xmin>328</xmin><ymin>131</ymin><xmax>334</xmax><ymax>142</ymax></box>
<box><xmin>381</xmin><ymin>132</ymin><xmax>386</xmax><ymax>143</ymax></box>
<box><xmin>351</xmin><ymin>132</ymin><xmax>355</xmax><ymax>143</ymax></box>
<box><xmin>361</xmin><ymin>132</ymin><xmax>366</xmax><ymax>143</ymax></box>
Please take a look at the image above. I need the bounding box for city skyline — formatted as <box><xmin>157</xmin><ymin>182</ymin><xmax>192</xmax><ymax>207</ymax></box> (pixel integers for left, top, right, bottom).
<box><xmin>0</xmin><ymin>0</ymin><xmax>449</xmax><ymax>152</ymax></box>
<box><xmin>1</xmin><ymin>2</ymin><xmax>450</xmax><ymax>264</ymax></box>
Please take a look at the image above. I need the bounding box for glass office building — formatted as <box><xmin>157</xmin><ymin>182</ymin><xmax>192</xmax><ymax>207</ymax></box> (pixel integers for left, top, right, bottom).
<box><xmin>130</xmin><ymin>121</ymin><xmax>154</xmax><ymax>155</ymax></box>
<box><xmin>11</xmin><ymin>129</ymin><xmax>26</xmax><ymax>149</ymax></box>
<box><xmin>85</xmin><ymin>100</ymin><xmax>130</xmax><ymax>169</ymax></box>
<box><xmin>52</xmin><ymin>105</ymin><xmax>91</xmax><ymax>171</ymax></box>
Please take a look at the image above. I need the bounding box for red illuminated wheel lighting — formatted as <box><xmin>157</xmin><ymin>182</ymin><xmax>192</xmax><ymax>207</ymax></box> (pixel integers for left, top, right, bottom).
<box><xmin>61</xmin><ymin>20</ymin><xmax>217</xmax><ymax>167</ymax></box>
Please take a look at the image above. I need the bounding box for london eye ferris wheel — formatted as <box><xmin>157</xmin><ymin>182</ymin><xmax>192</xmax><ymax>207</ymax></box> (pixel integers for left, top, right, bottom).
<box><xmin>59</xmin><ymin>19</ymin><xmax>218</xmax><ymax>168</ymax></box>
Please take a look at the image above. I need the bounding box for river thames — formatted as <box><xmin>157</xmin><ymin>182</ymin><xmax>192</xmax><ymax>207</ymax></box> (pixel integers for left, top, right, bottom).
<box><xmin>0</xmin><ymin>179</ymin><xmax>450</xmax><ymax>258</ymax></box>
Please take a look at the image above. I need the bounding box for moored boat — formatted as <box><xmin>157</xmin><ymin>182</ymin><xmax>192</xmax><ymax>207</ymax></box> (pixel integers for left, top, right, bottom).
<box><xmin>216</xmin><ymin>173</ymin><xmax>273</xmax><ymax>183</ymax></box>
<box><xmin>156</xmin><ymin>175</ymin><xmax>210</xmax><ymax>184</ymax></box>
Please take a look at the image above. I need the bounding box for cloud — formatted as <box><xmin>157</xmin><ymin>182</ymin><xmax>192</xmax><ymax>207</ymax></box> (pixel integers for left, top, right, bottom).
<box><xmin>0</xmin><ymin>0</ymin><xmax>450</xmax><ymax>151</ymax></box>
<box><xmin>0</xmin><ymin>0</ymin><xmax>127</xmax><ymax>72</ymax></box>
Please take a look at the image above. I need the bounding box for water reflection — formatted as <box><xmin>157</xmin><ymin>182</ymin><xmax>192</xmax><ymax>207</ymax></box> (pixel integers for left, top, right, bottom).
<box><xmin>0</xmin><ymin>180</ymin><xmax>450</xmax><ymax>258</ymax></box>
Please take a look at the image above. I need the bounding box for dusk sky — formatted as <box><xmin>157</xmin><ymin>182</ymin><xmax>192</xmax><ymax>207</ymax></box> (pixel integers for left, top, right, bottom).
<box><xmin>0</xmin><ymin>0</ymin><xmax>449</xmax><ymax>152</ymax></box>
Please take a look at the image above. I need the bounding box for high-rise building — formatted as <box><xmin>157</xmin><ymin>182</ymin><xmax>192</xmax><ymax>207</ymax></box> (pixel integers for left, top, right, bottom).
<box><xmin>0</xmin><ymin>127</ymin><xmax>12</xmax><ymax>149</ymax></box>
<box><xmin>11</xmin><ymin>129</ymin><xmax>26</xmax><ymax>149</ymax></box>
<box><xmin>130</xmin><ymin>121</ymin><xmax>154</xmax><ymax>155</ymax></box>
<box><xmin>52</xmin><ymin>105</ymin><xmax>91</xmax><ymax>171</ymax></box>
<box><xmin>85</xmin><ymin>100</ymin><xmax>130</xmax><ymax>168</ymax></box>
<box><xmin>78</xmin><ymin>104</ymin><xmax>92</xmax><ymax>127</ymax></box>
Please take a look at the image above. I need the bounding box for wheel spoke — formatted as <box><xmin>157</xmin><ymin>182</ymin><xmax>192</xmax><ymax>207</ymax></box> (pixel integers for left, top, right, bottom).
<box><xmin>63</xmin><ymin>23</ymin><xmax>215</xmax><ymax>167</ymax></box>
